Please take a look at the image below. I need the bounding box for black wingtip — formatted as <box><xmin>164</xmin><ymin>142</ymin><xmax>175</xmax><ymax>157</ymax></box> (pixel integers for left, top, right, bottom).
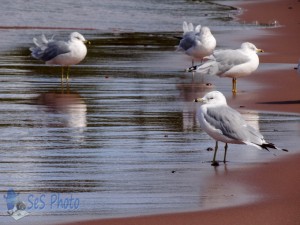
<box><xmin>260</xmin><ymin>143</ymin><xmax>275</xmax><ymax>151</ymax></box>
<box><xmin>186</xmin><ymin>65</ymin><xmax>197</xmax><ymax>72</ymax></box>
<box><xmin>260</xmin><ymin>143</ymin><xmax>288</xmax><ymax>152</ymax></box>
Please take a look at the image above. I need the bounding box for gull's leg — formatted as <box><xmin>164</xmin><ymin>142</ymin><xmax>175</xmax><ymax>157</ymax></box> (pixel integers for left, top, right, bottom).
<box><xmin>66</xmin><ymin>80</ymin><xmax>70</xmax><ymax>93</ymax></box>
<box><xmin>232</xmin><ymin>78</ymin><xmax>237</xmax><ymax>94</ymax></box>
<box><xmin>61</xmin><ymin>67</ymin><xmax>64</xmax><ymax>86</ymax></box>
<box><xmin>211</xmin><ymin>141</ymin><xmax>219</xmax><ymax>166</ymax></box>
<box><xmin>191</xmin><ymin>59</ymin><xmax>195</xmax><ymax>83</ymax></box>
<box><xmin>66</xmin><ymin>67</ymin><xmax>70</xmax><ymax>92</ymax></box>
<box><xmin>223</xmin><ymin>143</ymin><xmax>228</xmax><ymax>163</ymax></box>
<box><xmin>192</xmin><ymin>71</ymin><xmax>195</xmax><ymax>83</ymax></box>
<box><xmin>66</xmin><ymin>66</ymin><xmax>70</xmax><ymax>84</ymax></box>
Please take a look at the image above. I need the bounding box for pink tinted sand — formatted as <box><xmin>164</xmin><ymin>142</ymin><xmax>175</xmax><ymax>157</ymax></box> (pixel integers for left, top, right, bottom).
<box><xmin>60</xmin><ymin>1</ymin><xmax>300</xmax><ymax>224</ymax></box>
<box><xmin>231</xmin><ymin>0</ymin><xmax>300</xmax><ymax>113</ymax></box>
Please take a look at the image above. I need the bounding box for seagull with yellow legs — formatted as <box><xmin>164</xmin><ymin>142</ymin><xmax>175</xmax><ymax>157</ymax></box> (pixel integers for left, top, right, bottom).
<box><xmin>187</xmin><ymin>42</ymin><xmax>263</xmax><ymax>94</ymax></box>
<box><xmin>30</xmin><ymin>32</ymin><xmax>90</xmax><ymax>84</ymax></box>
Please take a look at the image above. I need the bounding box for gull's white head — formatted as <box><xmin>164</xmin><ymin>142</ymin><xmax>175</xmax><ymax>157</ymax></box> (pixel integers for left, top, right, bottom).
<box><xmin>241</xmin><ymin>42</ymin><xmax>264</xmax><ymax>53</ymax></box>
<box><xmin>69</xmin><ymin>32</ymin><xmax>87</xmax><ymax>43</ymax></box>
<box><xmin>194</xmin><ymin>91</ymin><xmax>227</xmax><ymax>106</ymax></box>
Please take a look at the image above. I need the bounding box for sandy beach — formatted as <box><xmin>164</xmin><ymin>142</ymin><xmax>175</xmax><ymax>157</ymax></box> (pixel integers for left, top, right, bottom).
<box><xmin>60</xmin><ymin>0</ymin><xmax>300</xmax><ymax>224</ymax></box>
<box><xmin>231</xmin><ymin>0</ymin><xmax>300</xmax><ymax>113</ymax></box>
<box><xmin>61</xmin><ymin>155</ymin><xmax>300</xmax><ymax>225</ymax></box>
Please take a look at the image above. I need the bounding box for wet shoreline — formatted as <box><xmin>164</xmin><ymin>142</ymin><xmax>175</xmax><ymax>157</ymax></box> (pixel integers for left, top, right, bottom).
<box><xmin>0</xmin><ymin>0</ymin><xmax>299</xmax><ymax>224</ymax></box>
<box><xmin>58</xmin><ymin>0</ymin><xmax>300</xmax><ymax>224</ymax></box>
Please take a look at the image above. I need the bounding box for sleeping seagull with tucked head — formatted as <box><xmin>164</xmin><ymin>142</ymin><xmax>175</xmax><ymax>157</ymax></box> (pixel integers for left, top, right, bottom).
<box><xmin>30</xmin><ymin>32</ymin><xmax>89</xmax><ymax>83</ymax></box>
<box><xmin>177</xmin><ymin>21</ymin><xmax>216</xmax><ymax>66</ymax></box>
<box><xmin>195</xmin><ymin>91</ymin><xmax>288</xmax><ymax>166</ymax></box>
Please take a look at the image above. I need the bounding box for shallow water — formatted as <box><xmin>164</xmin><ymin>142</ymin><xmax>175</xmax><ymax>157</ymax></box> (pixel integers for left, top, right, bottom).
<box><xmin>0</xmin><ymin>1</ymin><xmax>299</xmax><ymax>224</ymax></box>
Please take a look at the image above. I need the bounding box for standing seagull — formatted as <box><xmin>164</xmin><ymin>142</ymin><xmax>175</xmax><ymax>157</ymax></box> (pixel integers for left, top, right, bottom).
<box><xmin>177</xmin><ymin>21</ymin><xmax>216</xmax><ymax>66</ymax></box>
<box><xmin>195</xmin><ymin>91</ymin><xmax>288</xmax><ymax>166</ymax></box>
<box><xmin>30</xmin><ymin>32</ymin><xmax>89</xmax><ymax>83</ymax></box>
<box><xmin>187</xmin><ymin>42</ymin><xmax>263</xmax><ymax>94</ymax></box>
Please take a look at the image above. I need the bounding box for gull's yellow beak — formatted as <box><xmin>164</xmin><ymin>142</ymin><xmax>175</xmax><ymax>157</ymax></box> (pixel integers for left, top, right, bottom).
<box><xmin>194</xmin><ymin>98</ymin><xmax>204</xmax><ymax>103</ymax></box>
<box><xmin>257</xmin><ymin>48</ymin><xmax>264</xmax><ymax>53</ymax></box>
<box><xmin>84</xmin><ymin>40</ymin><xmax>91</xmax><ymax>45</ymax></box>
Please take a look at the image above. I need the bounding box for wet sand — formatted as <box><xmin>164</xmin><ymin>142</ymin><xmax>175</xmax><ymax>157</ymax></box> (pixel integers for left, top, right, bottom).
<box><xmin>60</xmin><ymin>0</ymin><xmax>300</xmax><ymax>224</ymax></box>
<box><xmin>61</xmin><ymin>155</ymin><xmax>300</xmax><ymax>225</ymax></box>
<box><xmin>230</xmin><ymin>0</ymin><xmax>300</xmax><ymax>113</ymax></box>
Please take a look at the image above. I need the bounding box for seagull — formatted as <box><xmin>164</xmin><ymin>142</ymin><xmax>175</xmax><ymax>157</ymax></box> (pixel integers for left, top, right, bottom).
<box><xmin>30</xmin><ymin>32</ymin><xmax>89</xmax><ymax>83</ymax></box>
<box><xmin>294</xmin><ymin>60</ymin><xmax>300</xmax><ymax>74</ymax></box>
<box><xmin>187</xmin><ymin>42</ymin><xmax>264</xmax><ymax>94</ymax></box>
<box><xmin>194</xmin><ymin>91</ymin><xmax>288</xmax><ymax>166</ymax></box>
<box><xmin>177</xmin><ymin>21</ymin><xmax>216</xmax><ymax>66</ymax></box>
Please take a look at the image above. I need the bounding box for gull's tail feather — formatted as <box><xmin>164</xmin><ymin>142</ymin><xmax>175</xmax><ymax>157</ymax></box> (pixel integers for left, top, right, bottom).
<box><xmin>183</xmin><ymin>21</ymin><xmax>194</xmax><ymax>34</ymax></box>
<box><xmin>30</xmin><ymin>34</ymin><xmax>51</xmax><ymax>60</ymax></box>
<box><xmin>187</xmin><ymin>22</ymin><xmax>194</xmax><ymax>32</ymax></box>
<box><xmin>182</xmin><ymin>21</ymin><xmax>189</xmax><ymax>33</ymax></box>
<box><xmin>186</xmin><ymin>60</ymin><xmax>218</xmax><ymax>75</ymax></box>
<box><xmin>260</xmin><ymin>143</ymin><xmax>288</xmax><ymax>152</ymax></box>
<box><xmin>32</xmin><ymin>34</ymin><xmax>49</xmax><ymax>48</ymax></box>
<box><xmin>195</xmin><ymin>24</ymin><xmax>201</xmax><ymax>33</ymax></box>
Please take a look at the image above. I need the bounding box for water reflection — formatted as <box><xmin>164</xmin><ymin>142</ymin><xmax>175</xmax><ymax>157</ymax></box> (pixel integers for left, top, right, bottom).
<box><xmin>200</xmin><ymin>164</ymin><xmax>258</xmax><ymax>210</ymax></box>
<box><xmin>36</xmin><ymin>88</ymin><xmax>87</xmax><ymax>129</ymax></box>
<box><xmin>177</xmin><ymin>80</ymin><xmax>215</xmax><ymax>132</ymax></box>
<box><xmin>0</xmin><ymin>2</ymin><xmax>298</xmax><ymax>222</ymax></box>
<box><xmin>177</xmin><ymin>80</ymin><xmax>215</xmax><ymax>102</ymax></box>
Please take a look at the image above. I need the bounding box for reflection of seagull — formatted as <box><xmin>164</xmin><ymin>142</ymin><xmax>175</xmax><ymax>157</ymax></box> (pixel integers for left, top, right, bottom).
<box><xmin>177</xmin><ymin>21</ymin><xmax>216</xmax><ymax>66</ymax></box>
<box><xmin>194</xmin><ymin>91</ymin><xmax>288</xmax><ymax>166</ymax></box>
<box><xmin>30</xmin><ymin>32</ymin><xmax>89</xmax><ymax>83</ymax></box>
<box><xmin>37</xmin><ymin>91</ymin><xmax>87</xmax><ymax>128</ymax></box>
<box><xmin>187</xmin><ymin>42</ymin><xmax>263</xmax><ymax>93</ymax></box>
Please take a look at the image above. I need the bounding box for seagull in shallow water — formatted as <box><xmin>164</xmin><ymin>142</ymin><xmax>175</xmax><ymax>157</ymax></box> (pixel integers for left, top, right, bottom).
<box><xmin>30</xmin><ymin>32</ymin><xmax>89</xmax><ymax>83</ymax></box>
<box><xmin>194</xmin><ymin>91</ymin><xmax>288</xmax><ymax>166</ymax></box>
<box><xmin>177</xmin><ymin>21</ymin><xmax>216</xmax><ymax>66</ymax></box>
<box><xmin>187</xmin><ymin>42</ymin><xmax>263</xmax><ymax>94</ymax></box>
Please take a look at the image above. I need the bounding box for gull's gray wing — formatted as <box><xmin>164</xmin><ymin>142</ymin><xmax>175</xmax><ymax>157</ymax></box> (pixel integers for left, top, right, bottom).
<box><xmin>179</xmin><ymin>31</ymin><xmax>199</xmax><ymax>51</ymax></box>
<box><xmin>204</xmin><ymin>106</ymin><xmax>264</xmax><ymax>144</ymax></box>
<box><xmin>40</xmin><ymin>41</ymin><xmax>71</xmax><ymax>61</ymax></box>
<box><xmin>213</xmin><ymin>49</ymin><xmax>251</xmax><ymax>75</ymax></box>
<box><xmin>195</xmin><ymin>49</ymin><xmax>251</xmax><ymax>76</ymax></box>
<box><xmin>31</xmin><ymin>40</ymin><xmax>71</xmax><ymax>61</ymax></box>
